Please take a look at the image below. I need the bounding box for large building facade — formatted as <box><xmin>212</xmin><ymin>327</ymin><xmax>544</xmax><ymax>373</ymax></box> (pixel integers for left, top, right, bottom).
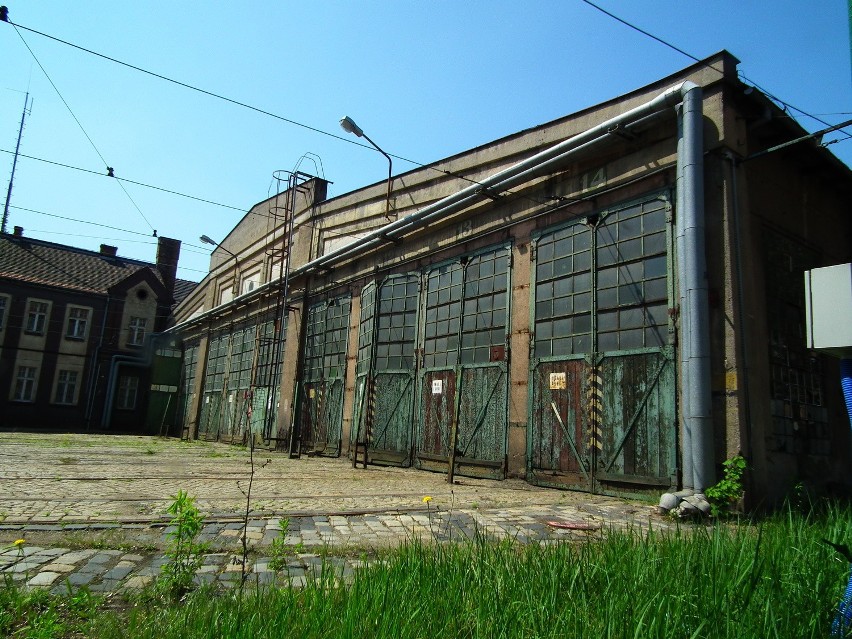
<box><xmin>172</xmin><ymin>52</ymin><xmax>852</xmax><ymax>504</ymax></box>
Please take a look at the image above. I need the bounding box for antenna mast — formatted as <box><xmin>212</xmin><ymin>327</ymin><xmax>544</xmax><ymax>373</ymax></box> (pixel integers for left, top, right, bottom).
<box><xmin>2</xmin><ymin>92</ymin><xmax>33</xmax><ymax>235</ymax></box>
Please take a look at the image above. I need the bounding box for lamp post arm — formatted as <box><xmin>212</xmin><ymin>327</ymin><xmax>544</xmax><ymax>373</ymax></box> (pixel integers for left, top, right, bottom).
<box><xmin>216</xmin><ymin>246</ymin><xmax>242</xmax><ymax>295</ymax></box>
<box><xmin>361</xmin><ymin>132</ymin><xmax>394</xmax><ymax>220</ymax></box>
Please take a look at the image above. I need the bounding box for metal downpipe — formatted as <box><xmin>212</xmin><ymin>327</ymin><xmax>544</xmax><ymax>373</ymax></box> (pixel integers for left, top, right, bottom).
<box><xmin>678</xmin><ymin>82</ymin><xmax>715</xmax><ymax>492</ymax></box>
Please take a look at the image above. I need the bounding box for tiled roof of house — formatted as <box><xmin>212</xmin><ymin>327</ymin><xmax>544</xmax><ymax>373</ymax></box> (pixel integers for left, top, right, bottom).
<box><xmin>173</xmin><ymin>278</ymin><xmax>197</xmax><ymax>307</ymax></box>
<box><xmin>0</xmin><ymin>234</ymin><xmax>192</xmax><ymax>297</ymax></box>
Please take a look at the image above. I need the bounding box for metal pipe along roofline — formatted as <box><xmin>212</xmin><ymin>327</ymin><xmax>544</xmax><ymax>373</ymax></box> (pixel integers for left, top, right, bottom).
<box><xmin>168</xmin><ymin>81</ymin><xmax>697</xmax><ymax>336</ymax></box>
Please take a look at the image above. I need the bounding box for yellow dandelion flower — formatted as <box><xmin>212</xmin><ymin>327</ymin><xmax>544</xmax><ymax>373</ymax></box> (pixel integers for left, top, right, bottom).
<box><xmin>422</xmin><ymin>496</ymin><xmax>433</xmax><ymax>504</ymax></box>
<box><xmin>13</xmin><ymin>539</ymin><xmax>25</xmax><ymax>547</ymax></box>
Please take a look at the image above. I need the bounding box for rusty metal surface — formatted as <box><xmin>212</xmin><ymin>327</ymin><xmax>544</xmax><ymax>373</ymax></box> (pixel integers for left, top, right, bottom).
<box><xmin>417</xmin><ymin>370</ymin><xmax>456</xmax><ymax>461</ymax></box>
<box><xmin>530</xmin><ymin>359</ymin><xmax>589</xmax><ymax>489</ymax></box>
<box><xmin>597</xmin><ymin>350</ymin><xmax>676</xmax><ymax>491</ymax></box>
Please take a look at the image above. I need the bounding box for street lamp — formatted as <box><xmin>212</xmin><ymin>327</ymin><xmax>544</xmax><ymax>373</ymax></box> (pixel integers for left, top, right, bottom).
<box><xmin>200</xmin><ymin>234</ymin><xmax>241</xmax><ymax>296</ymax></box>
<box><xmin>340</xmin><ymin>116</ymin><xmax>394</xmax><ymax>220</ymax></box>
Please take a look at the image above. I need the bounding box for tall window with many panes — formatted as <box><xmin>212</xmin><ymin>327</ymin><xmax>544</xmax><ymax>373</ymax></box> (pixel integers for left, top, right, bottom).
<box><xmin>14</xmin><ymin>366</ymin><xmax>37</xmax><ymax>401</ymax></box>
<box><xmin>66</xmin><ymin>307</ymin><xmax>89</xmax><ymax>340</ymax></box>
<box><xmin>54</xmin><ymin>370</ymin><xmax>78</xmax><ymax>405</ymax></box>
<box><xmin>26</xmin><ymin>301</ymin><xmax>48</xmax><ymax>334</ymax></box>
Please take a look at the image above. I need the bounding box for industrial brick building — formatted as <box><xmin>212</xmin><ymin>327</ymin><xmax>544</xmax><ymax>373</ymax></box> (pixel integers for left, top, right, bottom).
<box><xmin>171</xmin><ymin>52</ymin><xmax>852</xmax><ymax>504</ymax></box>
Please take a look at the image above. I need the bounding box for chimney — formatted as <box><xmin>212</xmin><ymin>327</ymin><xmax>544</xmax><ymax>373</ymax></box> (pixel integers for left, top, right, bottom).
<box><xmin>99</xmin><ymin>244</ymin><xmax>118</xmax><ymax>256</ymax></box>
<box><xmin>13</xmin><ymin>226</ymin><xmax>23</xmax><ymax>237</ymax></box>
<box><xmin>156</xmin><ymin>236</ymin><xmax>181</xmax><ymax>299</ymax></box>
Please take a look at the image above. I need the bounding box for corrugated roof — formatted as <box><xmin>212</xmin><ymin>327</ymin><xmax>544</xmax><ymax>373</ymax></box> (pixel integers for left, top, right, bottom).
<box><xmin>0</xmin><ymin>234</ymin><xmax>173</xmax><ymax>295</ymax></box>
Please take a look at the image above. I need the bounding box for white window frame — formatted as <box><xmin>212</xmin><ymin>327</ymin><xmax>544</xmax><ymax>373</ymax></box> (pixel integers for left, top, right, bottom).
<box><xmin>26</xmin><ymin>300</ymin><xmax>49</xmax><ymax>335</ymax></box>
<box><xmin>14</xmin><ymin>366</ymin><xmax>37</xmax><ymax>402</ymax></box>
<box><xmin>54</xmin><ymin>369</ymin><xmax>79</xmax><ymax>405</ymax></box>
<box><xmin>241</xmin><ymin>271</ymin><xmax>262</xmax><ymax>295</ymax></box>
<box><xmin>117</xmin><ymin>375</ymin><xmax>139</xmax><ymax>410</ymax></box>
<box><xmin>128</xmin><ymin>316</ymin><xmax>147</xmax><ymax>346</ymax></box>
<box><xmin>66</xmin><ymin>306</ymin><xmax>90</xmax><ymax>340</ymax></box>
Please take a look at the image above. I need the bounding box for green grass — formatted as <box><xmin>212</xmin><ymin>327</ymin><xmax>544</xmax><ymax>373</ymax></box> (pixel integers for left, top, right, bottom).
<box><xmin>3</xmin><ymin>503</ymin><xmax>851</xmax><ymax>638</ymax></box>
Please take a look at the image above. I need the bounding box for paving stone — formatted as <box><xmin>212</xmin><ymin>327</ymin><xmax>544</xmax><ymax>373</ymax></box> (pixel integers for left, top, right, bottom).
<box><xmin>103</xmin><ymin>565</ymin><xmax>134</xmax><ymax>581</ymax></box>
<box><xmin>27</xmin><ymin>571</ymin><xmax>61</xmax><ymax>587</ymax></box>
<box><xmin>41</xmin><ymin>562</ymin><xmax>76</xmax><ymax>573</ymax></box>
<box><xmin>124</xmin><ymin>575</ymin><xmax>154</xmax><ymax>589</ymax></box>
<box><xmin>66</xmin><ymin>572</ymin><xmax>96</xmax><ymax>586</ymax></box>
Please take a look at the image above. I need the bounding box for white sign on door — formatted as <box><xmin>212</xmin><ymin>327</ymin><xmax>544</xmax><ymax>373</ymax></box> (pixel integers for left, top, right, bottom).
<box><xmin>432</xmin><ymin>379</ymin><xmax>443</xmax><ymax>394</ymax></box>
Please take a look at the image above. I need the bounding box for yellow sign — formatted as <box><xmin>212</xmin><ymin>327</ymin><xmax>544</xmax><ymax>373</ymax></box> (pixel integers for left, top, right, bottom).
<box><xmin>549</xmin><ymin>372</ymin><xmax>566</xmax><ymax>390</ymax></box>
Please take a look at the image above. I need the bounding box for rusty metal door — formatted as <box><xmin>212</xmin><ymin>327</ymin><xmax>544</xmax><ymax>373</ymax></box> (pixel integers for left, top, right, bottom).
<box><xmin>300</xmin><ymin>295</ymin><xmax>351</xmax><ymax>456</ymax></box>
<box><xmin>416</xmin><ymin>247</ymin><xmax>510</xmax><ymax>478</ymax></box>
<box><xmin>529</xmin><ymin>195</ymin><xmax>677</xmax><ymax>497</ymax></box>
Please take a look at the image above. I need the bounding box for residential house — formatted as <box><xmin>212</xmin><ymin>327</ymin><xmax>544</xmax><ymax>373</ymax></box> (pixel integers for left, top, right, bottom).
<box><xmin>0</xmin><ymin>228</ymin><xmax>194</xmax><ymax>432</ymax></box>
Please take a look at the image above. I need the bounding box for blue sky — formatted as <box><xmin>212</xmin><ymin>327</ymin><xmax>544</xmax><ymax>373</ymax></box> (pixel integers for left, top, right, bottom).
<box><xmin>2</xmin><ymin>1</ymin><xmax>850</xmax><ymax>281</ymax></box>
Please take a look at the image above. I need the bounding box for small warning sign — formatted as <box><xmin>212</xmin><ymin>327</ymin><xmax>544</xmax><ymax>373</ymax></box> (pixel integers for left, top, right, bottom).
<box><xmin>549</xmin><ymin>372</ymin><xmax>566</xmax><ymax>390</ymax></box>
<box><xmin>432</xmin><ymin>379</ymin><xmax>443</xmax><ymax>394</ymax></box>
<box><xmin>309</xmin><ymin>388</ymin><xmax>316</xmax><ymax>399</ymax></box>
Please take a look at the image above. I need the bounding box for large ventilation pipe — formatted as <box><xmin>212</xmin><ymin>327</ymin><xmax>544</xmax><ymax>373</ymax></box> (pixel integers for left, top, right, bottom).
<box><xmin>660</xmin><ymin>82</ymin><xmax>715</xmax><ymax>517</ymax></box>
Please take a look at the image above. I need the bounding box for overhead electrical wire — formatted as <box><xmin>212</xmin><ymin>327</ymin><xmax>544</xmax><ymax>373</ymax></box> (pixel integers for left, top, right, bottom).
<box><xmin>10</xmin><ymin>22</ymin><xmax>160</xmax><ymax>235</ymax></box>
<box><xmin>2</xmin><ymin>6</ymin><xmax>848</xmax><ymax>259</ymax></box>
<box><xmin>579</xmin><ymin>0</ymin><xmax>852</xmax><ymax>142</ymax></box>
<box><xmin>2</xmin><ymin>16</ymin><xmax>507</xmax><ymax>191</ymax></box>
<box><xmin>0</xmin><ymin>148</ymin><xmax>245</xmax><ymax>212</ymax></box>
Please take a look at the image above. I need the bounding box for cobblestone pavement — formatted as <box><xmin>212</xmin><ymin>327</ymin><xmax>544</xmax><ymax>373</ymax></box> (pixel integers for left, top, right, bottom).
<box><xmin>0</xmin><ymin>433</ymin><xmax>678</xmax><ymax>593</ymax></box>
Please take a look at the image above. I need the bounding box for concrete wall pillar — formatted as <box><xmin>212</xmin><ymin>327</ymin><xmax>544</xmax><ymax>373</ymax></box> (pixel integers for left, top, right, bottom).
<box><xmin>507</xmin><ymin>239</ymin><xmax>532</xmax><ymax>478</ymax></box>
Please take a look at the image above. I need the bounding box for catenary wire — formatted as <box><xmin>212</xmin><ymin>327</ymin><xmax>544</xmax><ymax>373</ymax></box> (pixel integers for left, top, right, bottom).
<box><xmin>10</xmin><ymin>22</ymin><xmax>159</xmax><ymax>234</ymax></box>
<box><xmin>3</xmin><ymin>18</ymin><xmax>513</xmax><ymax>191</ymax></box>
<box><xmin>579</xmin><ymin>0</ymin><xmax>852</xmax><ymax>141</ymax></box>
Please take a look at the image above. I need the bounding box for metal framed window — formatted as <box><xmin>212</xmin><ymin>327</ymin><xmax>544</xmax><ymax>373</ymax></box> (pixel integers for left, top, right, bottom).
<box><xmin>355</xmin><ymin>283</ymin><xmax>376</xmax><ymax>376</ymax></box>
<box><xmin>376</xmin><ymin>276</ymin><xmax>418</xmax><ymax>371</ymax></box>
<box><xmin>26</xmin><ymin>300</ymin><xmax>49</xmax><ymax>334</ymax></box>
<box><xmin>230</xmin><ymin>324</ymin><xmax>257</xmax><ymax>390</ymax></box>
<box><xmin>54</xmin><ymin>370</ymin><xmax>78</xmax><ymax>405</ymax></box>
<box><xmin>117</xmin><ymin>375</ymin><xmax>139</xmax><ymax>410</ymax></box>
<box><xmin>595</xmin><ymin>201</ymin><xmax>669</xmax><ymax>352</ymax></box>
<box><xmin>128</xmin><ymin>316</ymin><xmax>147</xmax><ymax>346</ymax></box>
<box><xmin>0</xmin><ymin>295</ymin><xmax>8</xmax><ymax>331</ymax></box>
<box><xmin>66</xmin><ymin>307</ymin><xmax>90</xmax><ymax>340</ymax></box>
<box><xmin>423</xmin><ymin>249</ymin><xmax>509</xmax><ymax>368</ymax></box>
<box><xmin>423</xmin><ymin>264</ymin><xmax>463</xmax><ymax>368</ymax></box>
<box><xmin>533</xmin><ymin>197</ymin><xmax>670</xmax><ymax>358</ymax></box>
<box><xmin>304</xmin><ymin>296</ymin><xmax>351</xmax><ymax>381</ymax></box>
<box><xmin>534</xmin><ymin>222</ymin><xmax>592</xmax><ymax>358</ymax></box>
<box><xmin>14</xmin><ymin>366</ymin><xmax>37</xmax><ymax>402</ymax></box>
<box><xmin>204</xmin><ymin>332</ymin><xmax>229</xmax><ymax>392</ymax></box>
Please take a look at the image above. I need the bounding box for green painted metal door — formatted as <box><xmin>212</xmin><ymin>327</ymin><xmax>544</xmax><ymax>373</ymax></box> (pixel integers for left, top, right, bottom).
<box><xmin>416</xmin><ymin>248</ymin><xmax>510</xmax><ymax>479</ymax></box>
<box><xmin>351</xmin><ymin>282</ymin><xmax>376</xmax><ymax>455</ymax></box>
<box><xmin>529</xmin><ymin>195</ymin><xmax>677</xmax><ymax>497</ymax></box>
<box><xmin>198</xmin><ymin>331</ymin><xmax>229</xmax><ymax>440</ymax></box>
<box><xmin>300</xmin><ymin>295</ymin><xmax>351</xmax><ymax>456</ymax></box>
<box><xmin>353</xmin><ymin>275</ymin><xmax>419</xmax><ymax>466</ymax></box>
<box><xmin>371</xmin><ymin>275</ymin><xmax>419</xmax><ymax>464</ymax></box>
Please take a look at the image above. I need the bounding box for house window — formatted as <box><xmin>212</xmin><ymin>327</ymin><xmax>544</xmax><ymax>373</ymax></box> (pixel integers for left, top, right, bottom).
<box><xmin>241</xmin><ymin>274</ymin><xmax>261</xmax><ymax>295</ymax></box>
<box><xmin>0</xmin><ymin>295</ymin><xmax>8</xmax><ymax>331</ymax></box>
<box><xmin>128</xmin><ymin>316</ymin><xmax>147</xmax><ymax>346</ymax></box>
<box><xmin>66</xmin><ymin>307</ymin><xmax>89</xmax><ymax>340</ymax></box>
<box><xmin>26</xmin><ymin>301</ymin><xmax>49</xmax><ymax>334</ymax></box>
<box><xmin>54</xmin><ymin>370</ymin><xmax>78</xmax><ymax>405</ymax></box>
<box><xmin>14</xmin><ymin>366</ymin><xmax>37</xmax><ymax>402</ymax></box>
<box><xmin>117</xmin><ymin>376</ymin><xmax>139</xmax><ymax>409</ymax></box>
